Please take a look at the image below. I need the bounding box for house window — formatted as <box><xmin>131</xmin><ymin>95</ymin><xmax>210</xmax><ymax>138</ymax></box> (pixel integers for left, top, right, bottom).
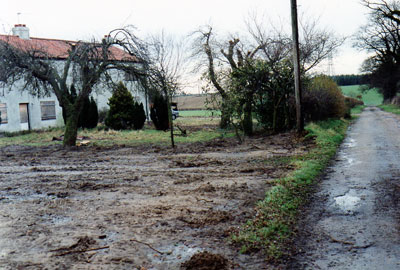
<box><xmin>124</xmin><ymin>72</ymin><xmax>137</xmax><ymax>82</ymax></box>
<box><xmin>40</xmin><ymin>101</ymin><xmax>56</xmax><ymax>120</ymax></box>
<box><xmin>0</xmin><ymin>103</ymin><xmax>7</xmax><ymax>124</ymax></box>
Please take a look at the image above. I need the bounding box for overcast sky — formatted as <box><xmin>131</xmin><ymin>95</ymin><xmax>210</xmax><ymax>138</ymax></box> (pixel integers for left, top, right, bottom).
<box><xmin>1</xmin><ymin>0</ymin><xmax>371</xmax><ymax>77</ymax></box>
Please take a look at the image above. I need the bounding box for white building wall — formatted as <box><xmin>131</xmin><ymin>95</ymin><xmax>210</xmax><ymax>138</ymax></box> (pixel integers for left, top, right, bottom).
<box><xmin>0</xmin><ymin>69</ymin><xmax>149</xmax><ymax>133</ymax></box>
<box><xmin>0</xmin><ymin>83</ymin><xmax>64</xmax><ymax>132</ymax></box>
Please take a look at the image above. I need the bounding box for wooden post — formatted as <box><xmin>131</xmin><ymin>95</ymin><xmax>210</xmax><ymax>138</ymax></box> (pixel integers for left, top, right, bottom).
<box><xmin>290</xmin><ymin>0</ymin><xmax>304</xmax><ymax>133</ymax></box>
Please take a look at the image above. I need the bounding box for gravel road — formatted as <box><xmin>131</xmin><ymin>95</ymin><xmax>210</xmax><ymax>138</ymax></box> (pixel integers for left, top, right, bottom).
<box><xmin>290</xmin><ymin>107</ymin><xmax>400</xmax><ymax>269</ymax></box>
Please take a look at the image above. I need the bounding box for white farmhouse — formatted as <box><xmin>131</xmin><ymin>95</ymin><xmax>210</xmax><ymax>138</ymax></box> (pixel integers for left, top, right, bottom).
<box><xmin>0</xmin><ymin>24</ymin><xmax>149</xmax><ymax>133</ymax></box>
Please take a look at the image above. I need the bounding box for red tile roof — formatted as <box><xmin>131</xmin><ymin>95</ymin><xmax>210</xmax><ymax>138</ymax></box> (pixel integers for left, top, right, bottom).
<box><xmin>0</xmin><ymin>34</ymin><xmax>138</xmax><ymax>62</ymax></box>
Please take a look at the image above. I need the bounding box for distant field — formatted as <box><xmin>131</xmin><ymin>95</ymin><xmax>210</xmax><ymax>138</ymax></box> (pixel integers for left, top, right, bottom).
<box><xmin>173</xmin><ymin>94</ymin><xmax>220</xmax><ymax>110</ymax></box>
<box><xmin>179</xmin><ymin>110</ymin><xmax>221</xmax><ymax>117</ymax></box>
<box><xmin>340</xmin><ymin>85</ymin><xmax>383</xmax><ymax>106</ymax></box>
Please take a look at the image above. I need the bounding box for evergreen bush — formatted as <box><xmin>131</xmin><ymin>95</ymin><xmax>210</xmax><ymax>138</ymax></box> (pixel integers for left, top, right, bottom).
<box><xmin>86</xmin><ymin>97</ymin><xmax>99</xmax><ymax>129</ymax></box>
<box><xmin>150</xmin><ymin>93</ymin><xmax>169</xmax><ymax>131</ymax></box>
<box><xmin>61</xmin><ymin>84</ymin><xmax>98</xmax><ymax>129</ymax></box>
<box><xmin>105</xmin><ymin>82</ymin><xmax>145</xmax><ymax>130</ymax></box>
<box><xmin>78</xmin><ymin>96</ymin><xmax>98</xmax><ymax>129</ymax></box>
<box><xmin>133</xmin><ymin>102</ymin><xmax>146</xmax><ymax>130</ymax></box>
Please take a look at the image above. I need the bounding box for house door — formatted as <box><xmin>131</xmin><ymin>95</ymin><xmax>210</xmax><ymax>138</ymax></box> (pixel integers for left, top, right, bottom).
<box><xmin>19</xmin><ymin>103</ymin><xmax>30</xmax><ymax>130</ymax></box>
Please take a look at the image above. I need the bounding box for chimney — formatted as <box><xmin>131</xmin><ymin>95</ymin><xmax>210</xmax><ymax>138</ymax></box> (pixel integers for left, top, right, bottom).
<box><xmin>12</xmin><ymin>24</ymin><xmax>30</xmax><ymax>40</ymax></box>
<box><xmin>102</xmin><ymin>35</ymin><xmax>113</xmax><ymax>44</ymax></box>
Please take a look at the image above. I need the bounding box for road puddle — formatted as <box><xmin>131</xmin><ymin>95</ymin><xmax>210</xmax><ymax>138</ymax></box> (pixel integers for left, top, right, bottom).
<box><xmin>334</xmin><ymin>193</ymin><xmax>361</xmax><ymax>212</ymax></box>
<box><xmin>344</xmin><ymin>138</ymin><xmax>357</xmax><ymax>148</ymax></box>
<box><xmin>338</xmin><ymin>152</ymin><xmax>360</xmax><ymax>167</ymax></box>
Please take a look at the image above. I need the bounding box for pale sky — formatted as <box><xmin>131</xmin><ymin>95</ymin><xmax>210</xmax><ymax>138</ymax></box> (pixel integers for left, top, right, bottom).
<box><xmin>1</xmin><ymin>0</ymin><xmax>371</xmax><ymax>77</ymax></box>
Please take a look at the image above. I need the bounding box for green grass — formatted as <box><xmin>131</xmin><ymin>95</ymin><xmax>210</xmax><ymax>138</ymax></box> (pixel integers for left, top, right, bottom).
<box><xmin>232</xmin><ymin>119</ymin><xmax>349</xmax><ymax>261</ymax></box>
<box><xmin>178</xmin><ymin>110</ymin><xmax>221</xmax><ymax>117</ymax></box>
<box><xmin>350</xmin><ymin>105</ymin><xmax>365</xmax><ymax>115</ymax></box>
<box><xmin>0</xmin><ymin>125</ymin><xmax>233</xmax><ymax>147</ymax></box>
<box><xmin>341</xmin><ymin>85</ymin><xmax>383</xmax><ymax>106</ymax></box>
<box><xmin>0</xmin><ymin>128</ymin><xmax>63</xmax><ymax>147</ymax></box>
<box><xmin>379</xmin><ymin>104</ymin><xmax>400</xmax><ymax>114</ymax></box>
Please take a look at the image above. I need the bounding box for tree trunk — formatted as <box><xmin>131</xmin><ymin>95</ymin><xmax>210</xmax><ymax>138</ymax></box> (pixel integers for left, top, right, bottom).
<box><xmin>220</xmin><ymin>102</ymin><xmax>230</xmax><ymax>129</ymax></box>
<box><xmin>62</xmin><ymin>94</ymin><xmax>85</xmax><ymax>147</ymax></box>
<box><xmin>63</xmin><ymin>110</ymin><xmax>80</xmax><ymax>147</ymax></box>
<box><xmin>242</xmin><ymin>99</ymin><xmax>253</xmax><ymax>136</ymax></box>
<box><xmin>164</xmin><ymin>89</ymin><xmax>175</xmax><ymax>148</ymax></box>
<box><xmin>272</xmin><ymin>106</ymin><xmax>277</xmax><ymax>133</ymax></box>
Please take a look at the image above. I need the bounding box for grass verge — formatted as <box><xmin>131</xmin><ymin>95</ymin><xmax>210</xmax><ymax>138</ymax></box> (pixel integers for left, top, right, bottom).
<box><xmin>231</xmin><ymin>119</ymin><xmax>349</xmax><ymax>261</ymax></box>
<box><xmin>350</xmin><ymin>105</ymin><xmax>365</xmax><ymax>116</ymax></box>
<box><xmin>379</xmin><ymin>104</ymin><xmax>400</xmax><ymax>114</ymax></box>
<box><xmin>0</xmin><ymin>124</ymin><xmax>234</xmax><ymax>147</ymax></box>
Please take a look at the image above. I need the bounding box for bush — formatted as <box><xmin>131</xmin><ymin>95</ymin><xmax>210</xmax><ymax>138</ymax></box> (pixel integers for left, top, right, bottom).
<box><xmin>150</xmin><ymin>93</ymin><xmax>169</xmax><ymax>131</ymax></box>
<box><xmin>79</xmin><ymin>96</ymin><xmax>98</xmax><ymax>129</ymax></box>
<box><xmin>344</xmin><ymin>96</ymin><xmax>364</xmax><ymax>118</ymax></box>
<box><xmin>253</xmin><ymin>59</ymin><xmax>297</xmax><ymax>132</ymax></box>
<box><xmin>61</xmin><ymin>84</ymin><xmax>98</xmax><ymax>129</ymax></box>
<box><xmin>132</xmin><ymin>102</ymin><xmax>146</xmax><ymax>130</ymax></box>
<box><xmin>105</xmin><ymin>82</ymin><xmax>146</xmax><ymax>130</ymax></box>
<box><xmin>303</xmin><ymin>75</ymin><xmax>346</xmax><ymax>121</ymax></box>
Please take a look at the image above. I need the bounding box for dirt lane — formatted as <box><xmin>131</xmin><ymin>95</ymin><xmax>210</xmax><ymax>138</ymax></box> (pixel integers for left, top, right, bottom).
<box><xmin>290</xmin><ymin>107</ymin><xmax>400</xmax><ymax>269</ymax></box>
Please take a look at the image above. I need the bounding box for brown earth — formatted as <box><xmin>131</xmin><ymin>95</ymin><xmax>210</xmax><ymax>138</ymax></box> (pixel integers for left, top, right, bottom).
<box><xmin>0</xmin><ymin>133</ymin><xmax>312</xmax><ymax>270</ymax></box>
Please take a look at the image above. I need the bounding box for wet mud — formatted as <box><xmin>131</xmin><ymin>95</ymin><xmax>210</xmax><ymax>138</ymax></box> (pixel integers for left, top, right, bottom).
<box><xmin>0</xmin><ymin>133</ymin><xmax>309</xmax><ymax>270</ymax></box>
<box><xmin>289</xmin><ymin>107</ymin><xmax>400</xmax><ymax>269</ymax></box>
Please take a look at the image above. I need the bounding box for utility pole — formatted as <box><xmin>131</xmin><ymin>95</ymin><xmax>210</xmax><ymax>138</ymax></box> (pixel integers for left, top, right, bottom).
<box><xmin>290</xmin><ymin>0</ymin><xmax>304</xmax><ymax>133</ymax></box>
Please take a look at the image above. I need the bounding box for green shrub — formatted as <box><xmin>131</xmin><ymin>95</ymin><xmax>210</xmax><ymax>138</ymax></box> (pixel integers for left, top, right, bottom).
<box><xmin>133</xmin><ymin>102</ymin><xmax>146</xmax><ymax>130</ymax></box>
<box><xmin>344</xmin><ymin>96</ymin><xmax>364</xmax><ymax>118</ymax></box>
<box><xmin>61</xmin><ymin>84</ymin><xmax>98</xmax><ymax>128</ymax></box>
<box><xmin>105</xmin><ymin>82</ymin><xmax>145</xmax><ymax>130</ymax></box>
<box><xmin>253</xmin><ymin>59</ymin><xmax>297</xmax><ymax>132</ymax></box>
<box><xmin>87</xmin><ymin>97</ymin><xmax>99</xmax><ymax>129</ymax></box>
<box><xmin>79</xmin><ymin>96</ymin><xmax>98</xmax><ymax>129</ymax></box>
<box><xmin>150</xmin><ymin>93</ymin><xmax>169</xmax><ymax>131</ymax></box>
<box><xmin>303</xmin><ymin>75</ymin><xmax>346</xmax><ymax>121</ymax></box>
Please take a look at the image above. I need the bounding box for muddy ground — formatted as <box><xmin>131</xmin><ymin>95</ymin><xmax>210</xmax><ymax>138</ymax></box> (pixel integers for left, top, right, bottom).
<box><xmin>0</xmin><ymin>132</ymin><xmax>310</xmax><ymax>270</ymax></box>
<box><xmin>289</xmin><ymin>107</ymin><xmax>400</xmax><ymax>269</ymax></box>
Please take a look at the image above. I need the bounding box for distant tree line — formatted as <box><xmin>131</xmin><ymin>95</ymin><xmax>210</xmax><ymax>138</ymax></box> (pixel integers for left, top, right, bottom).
<box><xmin>330</xmin><ymin>74</ymin><xmax>369</xmax><ymax>86</ymax></box>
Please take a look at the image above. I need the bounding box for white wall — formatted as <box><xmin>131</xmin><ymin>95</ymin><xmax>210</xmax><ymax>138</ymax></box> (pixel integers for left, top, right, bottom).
<box><xmin>0</xmin><ymin>83</ymin><xmax>64</xmax><ymax>132</ymax></box>
<box><xmin>0</xmin><ymin>68</ymin><xmax>149</xmax><ymax>133</ymax></box>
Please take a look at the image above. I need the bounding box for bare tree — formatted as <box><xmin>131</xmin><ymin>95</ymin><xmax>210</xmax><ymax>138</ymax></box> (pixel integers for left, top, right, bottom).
<box><xmin>355</xmin><ymin>0</ymin><xmax>400</xmax><ymax>101</ymax></box>
<box><xmin>191</xmin><ymin>25</ymin><xmax>268</xmax><ymax>135</ymax></box>
<box><xmin>361</xmin><ymin>0</ymin><xmax>400</xmax><ymax>23</ymax></box>
<box><xmin>190</xmin><ymin>26</ymin><xmax>227</xmax><ymax>129</ymax></box>
<box><xmin>146</xmin><ymin>31</ymin><xmax>185</xmax><ymax>148</ymax></box>
<box><xmin>0</xmin><ymin>27</ymin><xmax>148</xmax><ymax>146</ymax></box>
<box><xmin>190</xmin><ymin>16</ymin><xmax>344</xmax><ymax>136</ymax></box>
<box><xmin>299</xmin><ymin>19</ymin><xmax>346</xmax><ymax>73</ymax></box>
